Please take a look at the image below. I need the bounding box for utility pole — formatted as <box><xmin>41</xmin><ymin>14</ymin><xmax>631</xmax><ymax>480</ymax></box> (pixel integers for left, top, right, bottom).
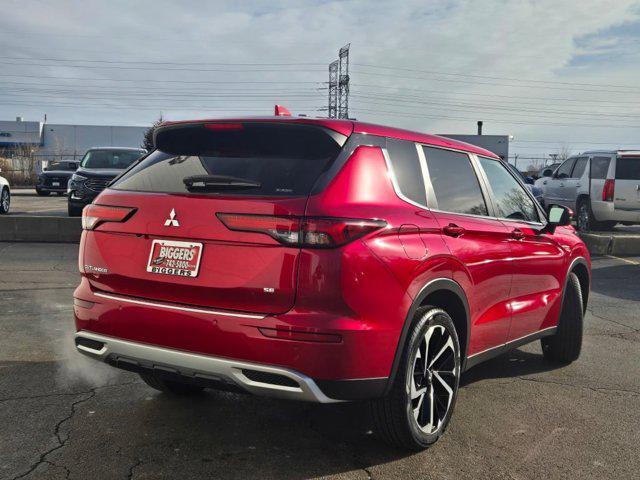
<box><xmin>328</xmin><ymin>60</ymin><xmax>338</xmax><ymax>119</ymax></box>
<box><xmin>338</xmin><ymin>44</ymin><xmax>350</xmax><ymax>119</ymax></box>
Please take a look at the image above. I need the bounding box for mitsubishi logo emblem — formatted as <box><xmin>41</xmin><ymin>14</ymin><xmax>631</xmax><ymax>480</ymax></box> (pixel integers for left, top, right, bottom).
<box><xmin>164</xmin><ymin>209</ymin><xmax>180</xmax><ymax>227</ymax></box>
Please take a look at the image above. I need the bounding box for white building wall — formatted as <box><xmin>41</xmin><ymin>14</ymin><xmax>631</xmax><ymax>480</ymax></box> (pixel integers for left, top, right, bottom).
<box><xmin>42</xmin><ymin>124</ymin><xmax>147</xmax><ymax>157</ymax></box>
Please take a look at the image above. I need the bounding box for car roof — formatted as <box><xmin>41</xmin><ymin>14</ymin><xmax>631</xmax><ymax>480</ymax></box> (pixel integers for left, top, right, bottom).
<box><xmin>87</xmin><ymin>147</ymin><xmax>146</xmax><ymax>152</ymax></box>
<box><xmin>582</xmin><ymin>150</ymin><xmax>640</xmax><ymax>156</ymax></box>
<box><xmin>158</xmin><ymin>116</ymin><xmax>500</xmax><ymax>159</ymax></box>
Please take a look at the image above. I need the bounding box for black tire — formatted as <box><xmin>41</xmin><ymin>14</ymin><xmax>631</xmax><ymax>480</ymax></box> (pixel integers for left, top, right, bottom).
<box><xmin>599</xmin><ymin>221</ymin><xmax>617</xmax><ymax>231</ymax></box>
<box><xmin>68</xmin><ymin>203</ymin><xmax>83</xmax><ymax>217</ymax></box>
<box><xmin>541</xmin><ymin>272</ymin><xmax>583</xmax><ymax>364</ymax></box>
<box><xmin>0</xmin><ymin>187</ymin><xmax>9</xmax><ymax>214</ymax></box>
<box><xmin>369</xmin><ymin>306</ymin><xmax>461</xmax><ymax>450</ymax></box>
<box><xmin>576</xmin><ymin>197</ymin><xmax>598</xmax><ymax>232</ymax></box>
<box><xmin>36</xmin><ymin>188</ymin><xmax>50</xmax><ymax>196</ymax></box>
<box><xmin>139</xmin><ymin>372</ymin><xmax>204</xmax><ymax>395</ymax></box>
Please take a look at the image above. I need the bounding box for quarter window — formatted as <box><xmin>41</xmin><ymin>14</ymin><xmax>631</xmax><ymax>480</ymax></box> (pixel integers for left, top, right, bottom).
<box><xmin>422</xmin><ymin>146</ymin><xmax>488</xmax><ymax>216</ymax></box>
<box><xmin>615</xmin><ymin>157</ymin><xmax>640</xmax><ymax>180</ymax></box>
<box><xmin>590</xmin><ymin>157</ymin><xmax>611</xmax><ymax>179</ymax></box>
<box><xmin>386</xmin><ymin>139</ymin><xmax>427</xmax><ymax>206</ymax></box>
<box><xmin>478</xmin><ymin>157</ymin><xmax>539</xmax><ymax>223</ymax></box>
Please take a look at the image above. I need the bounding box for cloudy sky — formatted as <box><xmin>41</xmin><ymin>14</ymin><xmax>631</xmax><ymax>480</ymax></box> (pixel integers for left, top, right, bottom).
<box><xmin>1</xmin><ymin>0</ymin><xmax>640</xmax><ymax>166</ymax></box>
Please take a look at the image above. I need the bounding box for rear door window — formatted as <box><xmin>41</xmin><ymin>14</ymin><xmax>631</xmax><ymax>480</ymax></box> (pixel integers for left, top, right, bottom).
<box><xmin>571</xmin><ymin>157</ymin><xmax>588</xmax><ymax>178</ymax></box>
<box><xmin>386</xmin><ymin>139</ymin><xmax>426</xmax><ymax>206</ymax></box>
<box><xmin>590</xmin><ymin>157</ymin><xmax>611</xmax><ymax>179</ymax></box>
<box><xmin>111</xmin><ymin>123</ymin><xmax>345</xmax><ymax>197</ymax></box>
<box><xmin>616</xmin><ymin>157</ymin><xmax>640</xmax><ymax>180</ymax></box>
<box><xmin>422</xmin><ymin>146</ymin><xmax>488</xmax><ymax>216</ymax></box>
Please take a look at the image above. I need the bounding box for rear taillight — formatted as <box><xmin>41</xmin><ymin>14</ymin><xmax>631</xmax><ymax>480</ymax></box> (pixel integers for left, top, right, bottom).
<box><xmin>82</xmin><ymin>204</ymin><xmax>136</xmax><ymax>230</ymax></box>
<box><xmin>216</xmin><ymin>213</ymin><xmax>386</xmax><ymax>248</ymax></box>
<box><xmin>602</xmin><ymin>179</ymin><xmax>615</xmax><ymax>202</ymax></box>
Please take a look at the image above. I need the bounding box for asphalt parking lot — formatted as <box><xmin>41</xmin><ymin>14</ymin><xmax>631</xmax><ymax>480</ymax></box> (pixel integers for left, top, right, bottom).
<box><xmin>1</xmin><ymin>242</ymin><xmax>639</xmax><ymax>480</ymax></box>
<box><xmin>9</xmin><ymin>190</ymin><xmax>67</xmax><ymax>217</ymax></box>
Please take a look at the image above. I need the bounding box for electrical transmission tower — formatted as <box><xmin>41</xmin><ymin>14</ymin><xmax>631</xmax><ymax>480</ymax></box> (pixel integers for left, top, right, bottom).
<box><xmin>328</xmin><ymin>60</ymin><xmax>338</xmax><ymax>119</ymax></box>
<box><xmin>338</xmin><ymin>44</ymin><xmax>350</xmax><ymax>119</ymax></box>
<box><xmin>327</xmin><ymin>44</ymin><xmax>350</xmax><ymax>119</ymax></box>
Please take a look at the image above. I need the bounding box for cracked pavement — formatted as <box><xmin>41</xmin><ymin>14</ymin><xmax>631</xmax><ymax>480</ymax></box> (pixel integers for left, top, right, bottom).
<box><xmin>1</xmin><ymin>243</ymin><xmax>638</xmax><ymax>479</ymax></box>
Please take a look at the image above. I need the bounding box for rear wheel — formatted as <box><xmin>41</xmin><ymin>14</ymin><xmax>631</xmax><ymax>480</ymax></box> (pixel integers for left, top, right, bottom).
<box><xmin>369</xmin><ymin>306</ymin><xmax>461</xmax><ymax>450</ymax></box>
<box><xmin>541</xmin><ymin>272</ymin><xmax>583</xmax><ymax>363</ymax></box>
<box><xmin>0</xmin><ymin>188</ymin><xmax>9</xmax><ymax>214</ymax></box>
<box><xmin>576</xmin><ymin>197</ymin><xmax>597</xmax><ymax>232</ymax></box>
<box><xmin>139</xmin><ymin>372</ymin><xmax>204</xmax><ymax>395</ymax></box>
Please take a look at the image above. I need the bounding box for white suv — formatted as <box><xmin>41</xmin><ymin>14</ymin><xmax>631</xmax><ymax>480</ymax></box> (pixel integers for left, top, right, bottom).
<box><xmin>541</xmin><ymin>151</ymin><xmax>640</xmax><ymax>231</ymax></box>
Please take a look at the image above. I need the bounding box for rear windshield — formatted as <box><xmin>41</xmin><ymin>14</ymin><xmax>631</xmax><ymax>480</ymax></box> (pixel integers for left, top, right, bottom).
<box><xmin>616</xmin><ymin>157</ymin><xmax>640</xmax><ymax>180</ymax></box>
<box><xmin>48</xmin><ymin>162</ymin><xmax>78</xmax><ymax>171</ymax></box>
<box><xmin>111</xmin><ymin>123</ymin><xmax>345</xmax><ymax>197</ymax></box>
<box><xmin>81</xmin><ymin>150</ymin><xmax>144</xmax><ymax>169</ymax></box>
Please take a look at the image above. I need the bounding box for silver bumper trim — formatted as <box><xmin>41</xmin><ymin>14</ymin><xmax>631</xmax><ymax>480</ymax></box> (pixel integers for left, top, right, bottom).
<box><xmin>75</xmin><ymin>331</ymin><xmax>339</xmax><ymax>403</ymax></box>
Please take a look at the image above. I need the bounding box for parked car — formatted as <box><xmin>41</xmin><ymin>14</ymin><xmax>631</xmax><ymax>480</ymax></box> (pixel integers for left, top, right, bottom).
<box><xmin>67</xmin><ymin>147</ymin><xmax>146</xmax><ymax>216</ymax></box>
<box><xmin>541</xmin><ymin>151</ymin><xmax>640</xmax><ymax>231</ymax></box>
<box><xmin>533</xmin><ymin>162</ymin><xmax>561</xmax><ymax>194</ymax></box>
<box><xmin>36</xmin><ymin>160</ymin><xmax>79</xmax><ymax>196</ymax></box>
<box><xmin>0</xmin><ymin>168</ymin><xmax>10</xmax><ymax>214</ymax></box>
<box><xmin>505</xmin><ymin>162</ymin><xmax>543</xmax><ymax>204</ymax></box>
<box><xmin>73</xmin><ymin>116</ymin><xmax>590</xmax><ymax>450</ymax></box>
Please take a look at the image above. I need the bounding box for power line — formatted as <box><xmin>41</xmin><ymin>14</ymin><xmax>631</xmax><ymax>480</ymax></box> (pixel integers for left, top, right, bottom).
<box><xmin>0</xmin><ymin>73</ymin><xmax>323</xmax><ymax>84</ymax></box>
<box><xmin>353</xmin><ymin>63</ymin><xmax>640</xmax><ymax>90</ymax></box>
<box><xmin>0</xmin><ymin>56</ymin><xmax>325</xmax><ymax>66</ymax></box>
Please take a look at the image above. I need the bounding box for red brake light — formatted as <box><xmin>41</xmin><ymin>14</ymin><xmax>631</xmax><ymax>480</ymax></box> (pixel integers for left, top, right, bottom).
<box><xmin>216</xmin><ymin>214</ymin><xmax>386</xmax><ymax>248</ymax></box>
<box><xmin>82</xmin><ymin>204</ymin><xmax>136</xmax><ymax>230</ymax></box>
<box><xmin>204</xmin><ymin>123</ymin><xmax>244</xmax><ymax>131</ymax></box>
<box><xmin>602</xmin><ymin>179</ymin><xmax>615</xmax><ymax>201</ymax></box>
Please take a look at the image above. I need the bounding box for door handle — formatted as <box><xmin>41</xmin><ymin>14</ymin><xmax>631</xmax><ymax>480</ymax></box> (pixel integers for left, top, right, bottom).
<box><xmin>542</xmin><ymin>180</ymin><xmax>547</xmax><ymax>185</ymax></box>
<box><xmin>511</xmin><ymin>228</ymin><xmax>525</xmax><ymax>240</ymax></box>
<box><xmin>576</xmin><ymin>183</ymin><xmax>581</xmax><ymax>188</ymax></box>
<box><xmin>559</xmin><ymin>183</ymin><xmax>564</xmax><ymax>187</ymax></box>
<box><xmin>443</xmin><ymin>223</ymin><xmax>465</xmax><ymax>237</ymax></box>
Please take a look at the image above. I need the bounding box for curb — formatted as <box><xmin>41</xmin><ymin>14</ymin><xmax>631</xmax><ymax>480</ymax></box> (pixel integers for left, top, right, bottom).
<box><xmin>578</xmin><ymin>232</ymin><xmax>640</xmax><ymax>256</ymax></box>
<box><xmin>0</xmin><ymin>216</ymin><xmax>81</xmax><ymax>243</ymax></box>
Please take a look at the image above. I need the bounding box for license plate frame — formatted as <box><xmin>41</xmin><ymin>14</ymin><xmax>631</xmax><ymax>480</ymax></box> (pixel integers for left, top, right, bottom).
<box><xmin>146</xmin><ymin>239</ymin><xmax>203</xmax><ymax>278</ymax></box>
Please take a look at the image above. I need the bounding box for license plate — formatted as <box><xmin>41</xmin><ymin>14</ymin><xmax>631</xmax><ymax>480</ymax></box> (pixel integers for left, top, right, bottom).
<box><xmin>146</xmin><ymin>240</ymin><xmax>203</xmax><ymax>278</ymax></box>
<box><xmin>52</xmin><ymin>182</ymin><xmax>60</xmax><ymax>187</ymax></box>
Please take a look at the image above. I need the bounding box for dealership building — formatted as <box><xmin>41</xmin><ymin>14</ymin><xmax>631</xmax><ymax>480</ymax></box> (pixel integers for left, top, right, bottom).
<box><xmin>0</xmin><ymin>117</ymin><xmax>148</xmax><ymax>167</ymax></box>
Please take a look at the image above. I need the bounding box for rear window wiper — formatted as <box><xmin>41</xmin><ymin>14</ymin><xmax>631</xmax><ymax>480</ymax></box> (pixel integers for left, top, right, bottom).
<box><xmin>183</xmin><ymin>174</ymin><xmax>261</xmax><ymax>191</ymax></box>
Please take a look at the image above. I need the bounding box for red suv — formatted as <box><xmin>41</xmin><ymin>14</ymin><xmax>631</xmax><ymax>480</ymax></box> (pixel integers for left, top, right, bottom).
<box><xmin>74</xmin><ymin>116</ymin><xmax>590</xmax><ymax>449</ymax></box>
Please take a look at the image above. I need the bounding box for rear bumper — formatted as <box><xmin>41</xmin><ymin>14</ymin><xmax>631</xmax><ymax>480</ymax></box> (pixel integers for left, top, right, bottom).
<box><xmin>75</xmin><ymin>330</ymin><xmax>341</xmax><ymax>402</ymax></box>
<box><xmin>592</xmin><ymin>200</ymin><xmax>640</xmax><ymax>223</ymax></box>
<box><xmin>73</xmin><ymin>279</ymin><xmax>394</xmax><ymax>401</ymax></box>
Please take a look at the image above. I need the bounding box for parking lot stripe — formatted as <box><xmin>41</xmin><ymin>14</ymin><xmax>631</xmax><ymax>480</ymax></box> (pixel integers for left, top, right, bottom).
<box><xmin>605</xmin><ymin>255</ymin><xmax>639</xmax><ymax>266</ymax></box>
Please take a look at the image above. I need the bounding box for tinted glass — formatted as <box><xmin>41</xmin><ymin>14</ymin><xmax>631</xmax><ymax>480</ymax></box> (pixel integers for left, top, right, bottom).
<box><xmin>81</xmin><ymin>150</ymin><xmax>143</xmax><ymax>169</ymax></box>
<box><xmin>112</xmin><ymin>123</ymin><xmax>343</xmax><ymax>197</ymax></box>
<box><xmin>590</xmin><ymin>157</ymin><xmax>611</xmax><ymax>179</ymax></box>
<box><xmin>478</xmin><ymin>157</ymin><xmax>539</xmax><ymax>222</ymax></box>
<box><xmin>616</xmin><ymin>157</ymin><xmax>640</xmax><ymax>180</ymax></box>
<box><xmin>556</xmin><ymin>159</ymin><xmax>575</xmax><ymax>178</ymax></box>
<box><xmin>386</xmin><ymin>139</ymin><xmax>426</xmax><ymax>206</ymax></box>
<box><xmin>572</xmin><ymin>157</ymin><xmax>588</xmax><ymax>178</ymax></box>
<box><xmin>48</xmin><ymin>162</ymin><xmax>77</xmax><ymax>171</ymax></box>
<box><xmin>423</xmin><ymin>146</ymin><xmax>488</xmax><ymax>216</ymax></box>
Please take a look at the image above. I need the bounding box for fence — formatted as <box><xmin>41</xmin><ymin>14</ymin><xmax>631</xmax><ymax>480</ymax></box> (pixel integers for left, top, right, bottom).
<box><xmin>0</xmin><ymin>152</ymin><xmax>83</xmax><ymax>186</ymax></box>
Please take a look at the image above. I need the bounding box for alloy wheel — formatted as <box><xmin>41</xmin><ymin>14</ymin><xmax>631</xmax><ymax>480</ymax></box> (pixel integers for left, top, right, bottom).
<box><xmin>410</xmin><ymin>324</ymin><xmax>458</xmax><ymax>434</ymax></box>
<box><xmin>577</xmin><ymin>202</ymin><xmax>589</xmax><ymax>231</ymax></box>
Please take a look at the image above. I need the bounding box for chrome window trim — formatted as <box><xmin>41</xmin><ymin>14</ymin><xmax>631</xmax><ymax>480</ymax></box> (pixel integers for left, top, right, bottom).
<box><xmin>94</xmin><ymin>291</ymin><xmax>265</xmax><ymax>320</ymax></box>
<box><xmin>381</xmin><ymin>147</ymin><xmax>430</xmax><ymax>210</ymax></box>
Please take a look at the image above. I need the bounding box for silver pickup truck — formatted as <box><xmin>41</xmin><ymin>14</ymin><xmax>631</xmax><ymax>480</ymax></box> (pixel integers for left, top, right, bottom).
<box><xmin>541</xmin><ymin>151</ymin><xmax>640</xmax><ymax>231</ymax></box>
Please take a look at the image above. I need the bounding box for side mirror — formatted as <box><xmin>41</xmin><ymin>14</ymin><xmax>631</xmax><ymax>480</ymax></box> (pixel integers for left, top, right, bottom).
<box><xmin>541</xmin><ymin>205</ymin><xmax>573</xmax><ymax>234</ymax></box>
<box><xmin>542</xmin><ymin>169</ymin><xmax>552</xmax><ymax>177</ymax></box>
<box><xmin>525</xmin><ymin>176</ymin><xmax>534</xmax><ymax>185</ymax></box>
